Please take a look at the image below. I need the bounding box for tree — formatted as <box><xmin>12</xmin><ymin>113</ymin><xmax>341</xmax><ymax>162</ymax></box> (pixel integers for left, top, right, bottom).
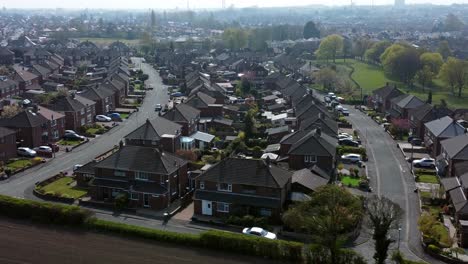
<box><xmin>283</xmin><ymin>185</ymin><xmax>363</xmax><ymax>264</ymax></box>
<box><xmin>415</xmin><ymin>66</ymin><xmax>435</xmax><ymax>91</ymax></box>
<box><xmin>222</xmin><ymin>28</ymin><xmax>248</xmax><ymax>50</ymax></box>
<box><xmin>315</xmin><ymin>34</ymin><xmax>344</xmax><ymax>63</ymax></box>
<box><xmin>303</xmin><ymin>21</ymin><xmax>320</xmax><ymax>39</ymax></box>
<box><xmin>352</xmin><ymin>37</ymin><xmax>374</xmax><ymax>61</ymax></box>
<box><xmin>365</xmin><ymin>41</ymin><xmax>391</xmax><ymax>64</ymax></box>
<box><xmin>150</xmin><ymin>9</ymin><xmax>157</xmax><ymax>29</ymax></box>
<box><xmin>314</xmin><ymin>68</ymin><xmax>338</xmax><ymax>91</ymax></box>
<box><xmin>437</xmin><ymin>41</ymin><xmax>452</xmax><ymax>60</ymax></box>
<box><xmin>420</xmin><ymin>52</ymin><xmax>443</xmax><ymax>75</ymax></box>
<box><xmin>366</xmin><ymin>195</ymin><xmax>403</xmax><ymax>264</ymax></box>
<box><xmin>0</xmin><ymin>105</ymin><xmax>22</xmax><ymax>118</ymax></box>
<box><xmin>439</xmin><ymin>57</ymin><xmax>468</xmax><ymax>97</ymax></box>
<box><xmin>380</xmin><ymin>44</ymin><xmax>421</xmax><ymax>84</ymax></box>
<box><xmin>342</xmin><ymin>38</ymin><xmax>353</xmax><ymax>63</ymax></box>
<box><xmin>427</xmin><ymin>90</ymin><xmax>433</xmax><ymax>104</ymax></box>
<box><xmin>243</xmin><ymin>110</ymin><xmax>255</xmax><ymax>139</ymax></box>
<box><xmin>444</xmin><ymin>13</ymin><xmax>465</xmax><ymax>32</ymax></box>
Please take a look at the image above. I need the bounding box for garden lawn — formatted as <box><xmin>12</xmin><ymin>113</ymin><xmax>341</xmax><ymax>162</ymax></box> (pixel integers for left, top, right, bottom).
<box><xmin>119</xmin><ymin>113</ymin><xmax>130</xmax><ymax>119</ymax></box>
<box><xmin>432</xmin><ymin>222</ymin><xmax>452</xmax><ymax>247</ymax></box>
<box><xmin>57</xmin><ymin>139</ymin><xmax>81</xmax><ymax>146</ymax></box>
<box><xmin>416</xmin><ymin>171</ymin><xmax>439</xmax><ymax>184</ymax></box>
<box><xmin>341</xmin><ymin>176</ymin><xmax>360</xmax><ymax>187</ymax></box>
<box><xmin>86</xmin><ymin>127</ymin><xmax>100</xmax><ymax>135</ymax></box>
<box><xmin>6</xmin><ymin>159</ymin><xmax>32</xmax><ymax>171</ymax></box>
<box><xmin>39</xmin><ymin>177</ymin><xmax>87</xmax><ymax>199</ymax></box>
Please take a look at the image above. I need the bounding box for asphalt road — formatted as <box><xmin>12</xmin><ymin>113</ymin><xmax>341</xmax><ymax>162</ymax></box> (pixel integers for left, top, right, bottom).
<box><xmin>345</xmin><ymin>106</ymin><xmax>443</xmax><ymax>264</ymax></box>
<box><xmin>0</xmin><ymin>217</ymin><xmax>274</xmax><ymax>264</ymax></box>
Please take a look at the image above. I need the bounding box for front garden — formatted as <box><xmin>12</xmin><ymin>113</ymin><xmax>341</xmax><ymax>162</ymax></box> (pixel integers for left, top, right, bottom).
<box><xmin>57</xmin><ymin>139</ymin><xmax>82</xmax><ymax>146</ymax></box>
<box><xmin>415</xmin><ymin>169</ymin><xmax>439</xmax><ymax>184</ymax></box>
<box><xmin>36</xmin><ymin>176</ymin><xmax>88</xmax><ymax>199</ymax></box>
<box><xmin>0</xmin><ymin>157</ymin><xmax>44</xmax><ymax>176</ymax></box>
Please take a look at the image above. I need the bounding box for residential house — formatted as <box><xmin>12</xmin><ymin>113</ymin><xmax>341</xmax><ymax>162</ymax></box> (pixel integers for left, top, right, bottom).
<box><xmin>193</xmin><ymin>158</ymin><xmax>292</xmax><ymax>221</ymax></box>
<box><xmin>124</xmin><ymin>117</ymin><xmax>182</xmax><ymax>153</ymax></box>
<box><xmin>37</xmin><ymin>106</ymin><xmax>66</xmax><ymax>142</ymax></box>
<box><xmin>291</xmin><ymin>167</ymin><xmax>329</xmax><ymax>201</ymax></box>
<box><xmin>30</xmin><ymin>64</ymin><xmax>52</xmax><ymax>84</ymax></box>
<box><xmin>389</xmin><ymin>94</ymin><xmax>425</xmax><ymax>119</ymax></box>
<box><xmin>13</xmin><ymin>68</ymin><xmax>41</xmax><ymax>93</ymax></box>
<box><xmin>266</xmin><ymin>126</ymin><xmax>290</xmax><ymax>144</ymax></box>
<box><xmin>185</xmin><ymin>92</ymin><xmax>222</xmax><ymax>118</ymax></box>
<box><xmin>438</xmin><ymin>134</ymin><xmax>468</xmax><ymax>177</ymax></box>
<box><xmin>0</xmin><ymin>47</ymin><xmax>14</xmax><ymax>65</ymax></box>
<box><xmin>0</xmin><ymin>110</ymin><xmax>48</xmax><ymax>147</ymax></box>
<box><xmin>79</xmin><ymin>85</ymin><xmax>115</xmax><ymax>115</ymax></box>
<box><xmin>409</xmin><ymin>104</ymin><xmax>453</xmax><ymax>139</ymax></box>
<box><xmin>299</xmin><ymin>113</ymin><xmax>338</xmax><ymax>137</ymax></box>
<box><xmin>0</xmin><ymin>79</ymin><xmax>19</xmax><ymax>100</ymax></box>
<box><xmin>162</xmin><ymin>103</ymin><xmax>200</xmax><ymax>136</ymax></box>
<box><xmin>371</xmin><ymin>84</ymin><xmax>404</xmax><ymax>113</ymax></box>
<box><xmin>0</xmin><ymin>127</ymin><xmax>16</xmax><ymax>162</ymax></box>
<box><xmin>280</xmin><ymin>129</ymin><xmax>337</xmax><ymax>173</ymax></box>
<box><xmin>89</xmin><ymin>145</ymin><xmax>188</xmax><ymax>211</ymax></box>
<box><xmin>48</xmin><ymin>94</ymin><xmax>96</xmax><ymax>131</ymax></box>
<box><xmin>424</xmin><ymin>116</ymin><xmax>466</xmax><ymax>158</ymax></box>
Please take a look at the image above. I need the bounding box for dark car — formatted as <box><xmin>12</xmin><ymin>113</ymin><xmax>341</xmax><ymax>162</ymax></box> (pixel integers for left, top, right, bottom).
<box><xmin>411</xmin><ymin>138</ymin><xmax>422</xmax><ymax>146</ymax></box>
<box><xmin>155</xmin><ymin>104</ymin><xmax>162</xmax><ymax>111</ymax></box>
<box><xmin>339</xmin><ymin>138</ymin><xmax>359</xmax><ymax>147</ymax></box>
<box><xmin>63</xmin><ymin>133</ymin><xmax>86</xmax><ymax>141</ymax></box>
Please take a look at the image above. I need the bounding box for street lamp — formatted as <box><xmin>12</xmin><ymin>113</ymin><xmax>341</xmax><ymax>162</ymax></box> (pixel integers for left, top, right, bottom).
<box><xmin>398</xmin><ymin>226</ymin><xmax>402</xmax><ymax>251</ymax></box>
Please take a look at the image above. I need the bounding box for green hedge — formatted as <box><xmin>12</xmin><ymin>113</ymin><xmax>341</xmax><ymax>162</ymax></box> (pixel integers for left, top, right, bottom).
<box><xmin>0</xmin><ymin>194</ymin><xmax>91</xmax><ymax>226</ymax></box>
<box><xmin>199</xmin><ymin>230</ymin><xmax>303</xmax><ymax>261</ymax></box>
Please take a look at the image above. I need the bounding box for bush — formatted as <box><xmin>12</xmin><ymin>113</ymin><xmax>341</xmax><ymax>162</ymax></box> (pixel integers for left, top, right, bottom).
<box><xmin>114</xmin><ymin>193</ymin><xmax>129</xmax><ymax>211</ymax></box>
<box><xmin>427</xmin><ymin>244</ymin><xmax>441</xmax><ymax>254</ymax></box>
<box><xmin>0</xmin><ymin>194</ymin><xmax>91</xmax><ymax>226</ymax></box>
<box><xmin>31</xmin><ymin>157</ymin><xmax>43</xmax><ymax>165</ymax></box>
<box><xmin>202</xmin><ymin>155</ymin><xmax>216</xmax><ymax>164</ymax></box>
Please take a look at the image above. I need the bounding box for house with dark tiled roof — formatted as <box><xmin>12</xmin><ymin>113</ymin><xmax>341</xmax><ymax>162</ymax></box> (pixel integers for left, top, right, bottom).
<box><xmin>193</xmin><ymin>158</ymin><xmax>292</xmax><ymax>220</ymax></box>
<box><xmin>299</xmin><ymin>113</ymin><xmax>338</xmax><ymax>137</ymax></box>
<box><xmin>0</xmin><ymin>79</ymin><xmax>19</xmax><ymax>100</ymax></box>
<box><xmin>424</xmin><ymin>116</ymin><xmax>466</xmax><ymax>158</ymax></box>
<box><xmin>389</xmin><ymin>94</ymin><xmax>425</xmax><ymax>119</ymax></box>
<box><xmin>371</xmin><ymin>84</ymin><xmax>404</xmax><ymax>113</ymax></box>
<box><xmin>124</xmin><ymin>117</ymin><xmax>182</xmax><ymax>153</ymax></box>
<box><xmin>0</xmin><ymin>47</ymin><xmax>14</xmax><ymax>65</ymax></box>
<box><xmin>47</xmin><ymin>94</ymin><xmax>96</xmax><ymax>130</ymax></box>
<box><xmin>438</xmin><ymin>134</ymin><xmax>468</xmax><ymax>177</ymax></box>
<box><xmin>185</xmin><ymin>92</ymin><xmax>222</xmax><ymax>118</ymax></box>
<box><xmin>0</xmin><ymin>110</ymin><xmax>49</xmax><ymax>147</ymax></box>
<box><xmin>37</xmin><ymin>106</ymin><xmax>66</xmax><ymax>142</ymax></box>
<box><xmin>291</xmin><ymin>167</ymin><xmax>329</xmax><ymax>200</ymax></box>
<box><xmin>89</xmin><ymin>145</ymin><xmax>188</xmax><ymax>211</ymax></box>
<box><xmin>280</xmin><ymin>128</ymin><xmax>337</xmax><ymax>173</ymax></box>
<box><xmin>31</xmin><ymin>64</ymin><xmax>52</xmax><ymax>84</ymax></box>
<box><xmin>78</xmin><ymin>85</ymin><xmax>115</xmax><ymax>115</ymax></box>
<box><xmin>13</xmin><ymin>67</ymin><xmax>41</xmax><ymax>93</ymax></box>
<box><xmin>266</xmin><ymin>125</ymin><xmax>290</xmax><ymax>144</ymax></box>
<box><xmin>409</xmin><ymin>104</ymin><xmax>453</xmax><ymax>139</ymax></box>
<box><xmin>162</xmin><ymin>103</ymin><xmax>200</xmax><ymax>136</ymax></box>
<box><xmin>0</xmin><ymin>127</ymin><xmax>16</xmax><ymax>161</ymax></box>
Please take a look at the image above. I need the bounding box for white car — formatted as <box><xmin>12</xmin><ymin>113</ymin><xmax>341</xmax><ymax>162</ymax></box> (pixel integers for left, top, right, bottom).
<box><xmin>33</xmin><ymin>146</ymin><xmax>52</xmax><ymax>153</ymax></box>
<box><xmin>335</xmin><ymin>105</ymin><xmax>344</xmax><ymax>111</ymax></box>
<box><xmin>96</xmin><ymin>115</ymin><xmax>112</xmax><ymax>122</ymax></box>
<box><xmin>338</xmin><ymin>134</ymin><xmax>353</xmax><ymax>140</ymax></box>
<box><xmin>341</xmin><ymin>108</ymin><xmax>350</xmax><ymax>116</ymax></box>
<box><xmin>339</xmin><ymin>132</ymin><xmax>352</xmax><ymax>137</ymax></box>
<box><xmin>341</xmin><ymin>153</ymin><xmax>362</xmax><ymax>163</ymax></box>
<box><xmin>17</xmin><ymin>147</ymin><xmax>36</xmax><ymax>157</ymax></box>
<box><xmin>65</xmin><ymin>130</ymin><xmax>77</xmax><ymax>135</ymax></box>
<box><xmin>413</xmin><ymin>158</ymin><xmax>435</xmax><ymax>168</ymax></box>
<box><xmin>242</xmin><ymin>227</ymin><xmax>277</xmax><ymax>240</ymax></box>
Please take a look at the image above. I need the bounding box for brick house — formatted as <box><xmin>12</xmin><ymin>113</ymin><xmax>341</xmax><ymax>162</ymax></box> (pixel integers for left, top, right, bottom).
<box><xmin>185</xmin><ymin>92</ymin><xmax>223</xmax><ymax>118</ymax></box>
<box><xmin>0</xmin><ymin>127</ymin><xmax>17</xmax><ymax>162</ymax></box>
<box><xmin>437</xmin><ymin>134</ymin><xmax>468</xmax><ymax>177</ymax></box>
<box><xmin>0</xmin><ymin>110</ymin><xmax>48</xmax><ymax>148</ymax></box>
<box><xmin>0</xmin><ymin>47</ymin><xmax>14</xmax><ymax>65</ymax></box>
<box><xmin>79</xmin><ymin>85</ymin><xmax>115</xmax><ymax>115</ymax></box>
<box><xmin>37</xmin><ymin>106</ymin><xmax>66</xmax><ymax>142</ymax></box>
<box><xmin>193</xmin><ymin>158</ymin><xmax>292</xmax><ymax>221</ymax></box>
<box><xmin>388</xmin><ymin>94</ymin><xmax>425</xmax><ymax>119</ymax></box>
<box><xmin>409</xmin><ymin>104</ymin><xmax>453</xmax><ymax>139</ymax></box>
<box><xmin>13</xmin><ymin>68</ymin><xmax>41</xmax><ymax>93</ymax></box>
<box><xmin>424</xmin><ymin>116</ymin><xmax>466</xmax><ymax>158</ymax></box>
<box><xmin>162</xmin><ymin>103</ymin><xmax>200</xmax><ymax>136</ymax></box>
<box><xmin>0</xmin><ymin>79</ymin><xmax>20</xmax><ymax>100</ymax></box>
<box><xmin>89</xmin><ymin>145</ymin><xmax>188</xmax><ymax>211</ymax></box>
<box><xmin>299</xmin><ymin>113</ymin><xmax>338</xmax><ymax>137</ymax></box>
<box><xmin>371</xmin><ymin>84</ymin><xmax>404</xmax><ymax>113</ymax></box>
<box><xmin>48</xmin><ymin>94</ymin><xmax>96</xmax><ymax>131</ymax></box>
<box><xmin>280</xmin><ymin>129</ymin><xmax>337</xmax><ymax>173</ymax></box>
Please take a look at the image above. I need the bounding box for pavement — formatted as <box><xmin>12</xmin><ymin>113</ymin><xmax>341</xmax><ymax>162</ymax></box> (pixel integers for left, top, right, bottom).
<box><xmin>0</xmin><ymin>217</ymin><xmax>274</xmax><ymax>264</ymax></box>
<box><xmin>345</xmin><ymin>106</ymin><xmax>444</xmax><ymax>264</ymax></box>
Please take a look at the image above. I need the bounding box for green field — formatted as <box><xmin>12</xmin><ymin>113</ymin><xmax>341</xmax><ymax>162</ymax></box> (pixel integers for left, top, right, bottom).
<box><xmin>312</xmin><ymin>58</ymin><xmax>468</xmax><ymax>109</ymax></box>
<box><xmin>76</xmin><ymin>38</ymin><xmax>141</xmax><ymax>47</ymax></box>
<box><xmin>341</xmin><ymin>176</ymin><xmax>360</xmax><ymax>187</ymax></box>
<box><xmin>39</xmin><ymin>177</ymin><xmax>88</xmax><ymax>199</ymax></box>
<box><xmin>6</xmin><ymin>159</ymin><xmax>32</xmax><ymax>171</ymax></box>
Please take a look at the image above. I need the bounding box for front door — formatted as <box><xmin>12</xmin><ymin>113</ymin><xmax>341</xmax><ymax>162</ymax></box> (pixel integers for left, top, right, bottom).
<box><xmin>143</xmin><ymin>194</ymin><xmax>150</xmax><ymax>207</ymax></box>
<box><xmin>202</xmin><ymin>200</ymin><xmax>212</xmax><ymax>215</ymax></box>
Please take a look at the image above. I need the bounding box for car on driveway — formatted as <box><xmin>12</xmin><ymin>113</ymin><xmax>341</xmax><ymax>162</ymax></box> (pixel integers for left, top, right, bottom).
<box><xmin>63</xmin><ymin>133</ymin><xmax>86</xmax><ymax>141</ymax></box>
<box><xmin>412</xmin><ymin>158</ymin><xmax>435</xmax><ymax>168</ymax></box>
<box><xmin>339</xmin><ymin>138</ymin><xmax>359</xmax><ymax>147</ymax></box>
<box><xmin>341</xmin><ymin>153</ymin><xmax>362</xmax><ymax>163</ymax></box>
<box><xmin>107</xmin><ymin>112</ymin><xmax>122</xmax><ymax>121</ymax></box>
<box><xmin>338</xmin><ymin>134</ymin><xmax>353</xmax><ymax>140</ymax></box>
<box><xmin>96</xmin><ymin>115</ymin><xmax>112</xmax><ymax>122</ymax></box>
<box><xmin>341</xmin><ymin>108</ymin><xmax>350</xmax><ymax>116</ymax></box>
<box><xmin>155</xmin><ymin>104</ymin><xmax>162</xmax><ymax>111</ymax></box>
<box><xmin>33</xmin><ymin>146</ymin><xmax>53</xmax><ymax>153</ymax></box>
<box><xmin>242</xmin><ymin>227</ymin><xmax>277</xmax><ymax>240</ymax></box>
<box><xmin>17</xmin><ymin>147</ymin><xmax>36</xmax><ymax>157</ymax></box>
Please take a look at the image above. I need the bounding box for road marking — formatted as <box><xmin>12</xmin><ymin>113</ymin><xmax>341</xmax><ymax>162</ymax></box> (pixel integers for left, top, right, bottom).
<box><xmin>367</xmin><ymin>137</ymin><xmax>381</xmax><ymax>197</ymax></box>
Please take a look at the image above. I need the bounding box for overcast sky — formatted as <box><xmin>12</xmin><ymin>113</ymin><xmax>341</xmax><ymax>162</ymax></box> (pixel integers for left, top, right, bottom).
<box><xmin>2</xmin><ymin>0</ymin><xmax>467</xmax><ymax>9</ymax></box>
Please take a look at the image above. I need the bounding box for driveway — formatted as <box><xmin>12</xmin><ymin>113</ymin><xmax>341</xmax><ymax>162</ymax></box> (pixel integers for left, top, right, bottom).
<box><xmin>346</xmin><ymin>106</ymin><xmax>443</xmax><ymax>264</ymax></box>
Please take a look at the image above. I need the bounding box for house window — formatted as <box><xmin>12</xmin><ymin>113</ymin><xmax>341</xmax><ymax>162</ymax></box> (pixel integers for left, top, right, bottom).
<box><xmin>87</xmin><ymin>114</ymin><xmax>92</xmax><ymax>123</ymax></box>
<box><xmin>135</xmin><ymin>172</ymin><xmax>150</xmax><ymax>181</ymax></box>
<box><xmin>114</xmin><ymin>170</ymin><xmax>126</xmax><ymax>177</ymax></box>
<box><xmin>304</xmin><ymin>155</ymin><xmax>317</xmax><ymax>163</ymax></box>
<box><xmin>217</xmin><ymin>202</ymin><xmax>229</xmax><ymax>213</ymax></box>
<box><xmin>218</xmin><ymin>183</ymin><xmax>232</xmax><ymax>192</ymax></box>
<box><xmin>260</xmin><ymin>208</ymin><xmax>272</xmax><ymax>217</ymax></box>
<box><xmin>200</xmin><ymin>181</ymin><xmax>205</xmax><ymax>190</ymax></box>
<box><xmin>160</xmin><ymin>175</ymin><xmax>166</xmax><ymax>184</ymax></box>
<box><xmin>242</xmin><ymin>185</ymin><xmax>256</xmax><ymax>194</ymax></box>
<box><xmin>81</xmin><ymin>118</ymin><xmax>85</xmax><ymax>126</ymax></box>
<box><xmin>130</xmin><ymin>192</ymin><xmax>139</xmax><ymax>200</ymax></box>
<box><xmin>80</xmin><ymin>108</ymin><xmax>85</xmax><ymax>115</ymax></box>
<box><xmin>51</xmin><ymin>119</ymin><xmax>57</xmax><ymax>127</ymax></box>
<box><xmin>52</xmin><ymin>130</ymin><xmax>59</xmax><ymax>139</ymax></box>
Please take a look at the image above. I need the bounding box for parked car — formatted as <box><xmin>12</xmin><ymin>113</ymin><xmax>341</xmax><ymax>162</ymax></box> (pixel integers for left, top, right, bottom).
<box><xmin>73</xmin><ymin>164</ymin><xmax>83</xmax><ymax>171</ymax></box>
<box><xmin>339</xmin><ymin>138</ymin><xmax>359</xmax><ymax>147</ymax></box>
<box><xmin>411</xmin><ymin>138</ymin><xmax>422</xmax><ymax>146</ymax></box>
<box><xmin>47</xmin><ymin>143</ymin><xmax>59</xmax><ymax>152</ymax></box>
<box><xmin>335</xmin><ymin>105</ymin><xmax>344</xmax><ymax>112</ymax></box>
<box><xmin>324</xmin><ymin>96</ymin><xmax>331</xmax><ymax>103</ymax></box>
<box><xmin>96</xmin><ymin>115</ymin><xmax>112</xmax><ymax>122</ymax></box>
<box><xmin>341</xmin><ymin>108</ymin><xmax>350</xmax><ymax>116</ymax></box>
<box><xmin>17</xmin><ymin>147</ymin><xmax>36</xmax><ymax>157</ymax></box>
<box><xmin>63</xmin><ymin>133</ymin><xmax>86</xmax><ymax>141</ymax></box>
<box><xmin>171</xmin><ymin>92</ymin><xmax>183</xmax><ymax>97</ymax></box>
<box><xmin>107</xmin><ymin>112</ymin><xmax>122</xmax><ymax>121</ymax></box>
<box><xmin>65</xmin><ymin>130</ymin><xmax>77</xmax><ymax>135</ymax></box>
<box><xmin>242</xmin><ymin>227</ymin><xmax>277</xmax><ymax>240</ymax></box>
<box><xmin>341</xmin><ymin>153</ymin><xmax>362</xmax><ymax>163</ymax></box>
<box><xmin>412</xmin><ymin>158</ymin><xmax>435</xmax><ymax>168</ymax></box>
<box><xmin>339</xmin><ymin>132</ymin><xmax>352</xmax><ymax>138</ymax></box>
<box><xmin>337</xmin><ymin>97</ymin><xmax>345</xmax><ymax>103</ymax></box>
<box><xmin>33</xmin><ymin>146</ymin><xmax>53</xmax><ymax>153</ymax></box>
<box><xmin>155</xmin><ymin>104</ymin><xmax>162</xmax><ymax>111</ymax></box>
<box><xmin>338</xmin><ymin>134</ymin><xmax>353</xmax><ymax>140</ymax></box>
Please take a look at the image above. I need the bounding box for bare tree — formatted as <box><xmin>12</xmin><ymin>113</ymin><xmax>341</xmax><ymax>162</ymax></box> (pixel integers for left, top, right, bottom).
<box><xmin>366</xmin><ymin>195</ymin><xmax>403</xmax><ymax>264</ymax></box>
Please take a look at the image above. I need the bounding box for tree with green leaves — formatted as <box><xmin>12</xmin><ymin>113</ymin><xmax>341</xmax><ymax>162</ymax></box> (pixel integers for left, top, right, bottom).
<box><xmin>366</xmin><ymin>195</ymin><xmax>403</xmax><ymax>264</ymax></box>
<box><xmin>314</xmin><ymin>68</ymin><xmax>338</xmax><ymax>91</ymax></box>
<box><xmin>415</xmin><ymin>66</ymin><xmax>435</xmax><ymax>91</ymax></box>
<box><xmin>243</xmin><ymin>109</ymin><xmax>256</xmax><ymax>139</ymax></box>
<box><xmin>343</xmin><ymin>38</ymin><xmax>353</xmax><ymax>63</ymax></box>
<box><xmin>437</xmin><ymin>41</ymin><xmax>452</xmax><ymax>60</ymax></box>
<box><xmin>283</xmin><ymin>185</ymin><xmax>363</xmax><ymax>264</ymax></box>
<box><xmin>439</xmin><ymin>57</ymin><xmax>468</xmax><ymax>97</ymax></box>
<box><xmin>380</xmin><ymin>44</ymin><xmax>421</xmax><ymax>84</ymax></box>
<box><xmin>427</xmin><ymin>90</ymin><xmax>433</xmax><ymax>104</ymax></box>
<box><xmin>365</xmin><ymin>41</ymin><xmax>391</xmax><ymax>64</ymax></box>
<box><xmin>222</xmin><ymin>28</ymin><xmax>248</xmax><ymax>50</ymax></box>
<box><xmin>420</xmin><ymin>52</ymin><xmax>443</xmax><ymax>74</ymax></box>
<box><xmin>315</xmin><ymin>34</ymin><xmax>344</xmax><ymax>63</ymax></box>
<box><xmin>352</xmin><ymin>37</ymin><xmax>374</xmax><ymax>61</ymax></box>
<box><xmin>303</xmin><ymin>21</ymin><xmax>320</xmax><ymax>39</ymax></box>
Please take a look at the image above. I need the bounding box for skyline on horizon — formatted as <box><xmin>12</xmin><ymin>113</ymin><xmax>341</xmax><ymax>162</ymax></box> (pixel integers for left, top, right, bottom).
<box><xmin>1</xmin><ymin>0</ymin><xmax>467</xmax><ymax>10</ymax></box>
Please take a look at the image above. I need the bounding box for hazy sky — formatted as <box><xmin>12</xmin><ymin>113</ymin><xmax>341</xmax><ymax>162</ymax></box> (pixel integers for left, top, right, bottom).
<box><xmin>2</xmin><ymin>0</ymin><xmax>468</xmax><ymax>9</ymax></box>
